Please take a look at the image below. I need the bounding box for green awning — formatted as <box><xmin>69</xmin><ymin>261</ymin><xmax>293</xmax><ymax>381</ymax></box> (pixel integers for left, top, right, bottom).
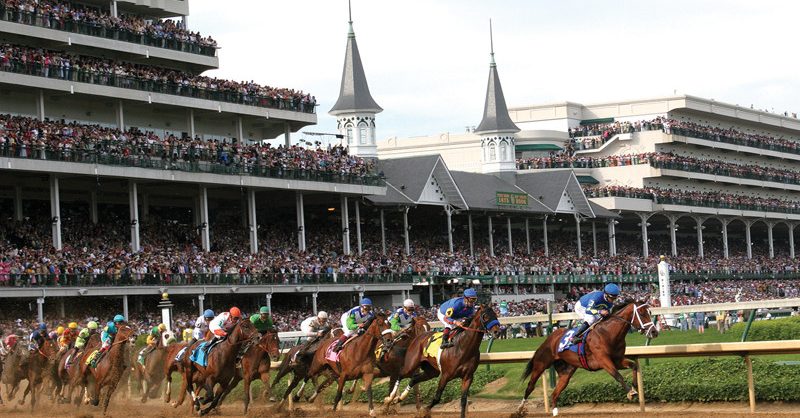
<box><xmin>577</xmin><ymin>175</ymin><xmax>600</xmax><ymax>184</ymax></box>
<box><xmin>580</xmin><ymin>117</ymin><xmax>614</xmax><ymax>125</ymax></box>
<box><xmin>516</xmin><ymin>144</ymin><xmax>562</xmax><ymax>151</ymax></box>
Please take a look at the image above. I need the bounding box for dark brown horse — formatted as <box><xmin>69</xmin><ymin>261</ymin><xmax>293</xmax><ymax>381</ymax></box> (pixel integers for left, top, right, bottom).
<box><xmin>272</xmin><ymin>328</ymin><xmax>341</xmax><ymax>406</ymax></box>
<box><xmin>216</xmin><ymin>329</ymin><xmax>281</xmax><ymax>413</ymax></box>
<box><xmin>304</xmin><ymin>312</ymin><xmax>389</xmax><ymax>417</ymax></box>
<box><xmin>183</xmin><ymin>318</ymin><xmax>257</xmax><ymax>416</ymax></box>
<box><xmin>17</xmin><ymin>337</ymin><xmax>57</xmax><ymax>410</ymax></box>
<box><xmin>161</xmin><ymin>341</ymin><xmax>189</xmax><ymax>405</ymax></box>
<box><xmin>61</xmin><ymin>333</ymin><xmax>100</xmax><ymax>405</ymax></box>
<box><xmin>1</xmin><ymin>343</ymin><xmax>27</xmax><ymax>403</ymax></box>
<box><xmin>131</xmin><ymin>336</ymin><xmax>175</xmax><ymax>403</ymax></box>
<box><xmin>516</xmin><ymin>300</ymin><xmax>658</xmax><ymax>416</ymax></box>
<box><xmin>86</xmin><ymin>324</ymin><xmax>134</xmax><ymax>414</ymax></box>
<box><xmin>397</xmin><ymin>305</ymin><xmax>501</xmax><ymax>418</ymax></box>
<box><xmin>378</xmin><ymin>316</ymin><xmax>429</xmax><ymax>407</ymax></box>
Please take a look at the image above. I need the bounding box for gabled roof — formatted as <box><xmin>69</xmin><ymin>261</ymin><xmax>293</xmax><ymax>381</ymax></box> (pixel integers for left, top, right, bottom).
<box><xmin>329</xmin><ymin>21</ymin><xmax>383</xmax><ymax>116</ymax></box>
<box><xmin>450</xmin><ymin>171</ymin><xmax>550</xmax><ymax>214</ymax></box>
<box><xmin>366</xmin><ymin>182</ymin><xmax>415</xmax><ymax>206</ymax></box>
<box><xmin>588</xmin><ymin>201</ymin><xmax>621</xmax><ymax>219</ymax></box>
<box><xmin>373</xmin><ymin>155</ymin><xmax>468</xmax><ymax>209</ymax></box>
<box><xmin>515</xmin><ymin>170</ymin><xmax>595</xmax><ymax>217</ymax></box>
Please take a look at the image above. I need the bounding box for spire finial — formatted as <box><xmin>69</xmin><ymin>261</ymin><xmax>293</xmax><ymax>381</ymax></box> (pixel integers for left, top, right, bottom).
<box><xmin>347</xmin><ymin>0</ymin><xmax>355</xmax><ymax>37</ymax></box>
<box><xmin>489</xmin><ymin>19</ymin><xmax>495</xmax><ymax>66</ymax></box>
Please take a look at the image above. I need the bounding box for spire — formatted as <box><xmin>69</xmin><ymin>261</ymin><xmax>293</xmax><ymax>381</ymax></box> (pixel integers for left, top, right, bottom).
<box><xmin>329</xmin><ymin>1</ymin><xmax>382</xmax><ymax>116</ymax></box>
<box><xmin>474</xmin><ymin>20</ymin><xmax>519</xmax><ymax>135</ymax></box>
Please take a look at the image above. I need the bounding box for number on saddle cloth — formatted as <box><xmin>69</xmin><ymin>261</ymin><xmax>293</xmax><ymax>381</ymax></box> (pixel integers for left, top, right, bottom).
<box><xmin>557</xmin><ymin>324</ymin><xmax>590</xmax><ymax>353</ymax></box>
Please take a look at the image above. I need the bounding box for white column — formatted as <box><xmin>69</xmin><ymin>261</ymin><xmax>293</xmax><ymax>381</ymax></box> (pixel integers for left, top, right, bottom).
<box><xmin>312</xmin><ymin>292</ymin><xmax>318</xmax><ymax>314</ymax></box>
<box><xmin>668</xmin><ymin>215</ymin><xmax>678</xmax><ymax>257</ymax></box>
<box><xmin>110</xmin><ymin>0</ymin><xmax>118</xmax><ymax>18</ymax></box>
<box><xmin>341</xmin><ymin>196</ymin><xmax>351</xmax><ymax>255</ymax></box>
<box><xmin>380</xmin><ymin>208</ymin><xmax>386</xmax><ymax>255</ymax></box>
<box><xmin>199</xmin><ymin>186</ymin><xmax>210</xmax><ymax>252</ymax></box>
<box><xmin>575</xmin><ymin>214</ymin><xmax>582</xmax><ymax>258</ymax></box>
<box><xmin>428</xmin><ymin>284</ymin><xmax>434</xmax><ymax>306</ymax></box>
<box><xmin>525</xmin><ymin>218</ymin><xmax>531</xmax><ymax>255</ymax></box>
<box><xmin>116</xmin><ymin>100</ymin><xmax>124</xmax><ymax>130</ymax></box>
<box><xmin>248</xmin><ymin>189</ymin><xmax>258</xmax><ymax>254</ymax></box>
<box><xmin>721</xmin><ymin>219</ymin><xmax>730</xmax><ymax>259</ymax></box>
<box><xmin>49</xmin><ymin>175</ymin><xmax>62</xmax><ymax>250</ymax></box>
<box><xmin>745</xmin><ymin>220</ymin><xmax>752</xmax><ymax>259</ymax></box>
<box><xmin>37</xmin><ymin>298</ymin><xmax>44</xmax><ymax>323</ymax></box>
<box><xmin>181</xmin><ymin>15</ymin><xmax>188</xmax><ymax>30</ymax></box>
<box><xmin>187</xmin><ymin>108</ymin><xmax>196</xmax><ymax>139</ymax></box>
<box><xmin>543</xmin><ymin>215</ymin><xmax>549</xmax><ymax>257</ymax></box>
<box><xmin>507</xmin><ymin>217</ymin><xmax>513</xmax><ymax>255</ymax></box>
<box><xmin>355</xmin><ymin>200</ymin><xmax>363</xmax><ymax>255</ymax></box>
<box><xmin>128</xmin><ymin>181</ymin><xmax>140</xmax><ymax>252</ymax></box>
<box><xmin>607</xmin><ymin>219</ymin><xmax>615</xmax><ymax>257</ymax></box>
<box><xmin>14</xmin><ymin>185</ymin><xmax>23</xmax><ymax>222</ymax></box>
<box><xmin>122</xmin><ymin>295</ymin><xmax>129</xmax><ymax>321</ymax></box>
<box><xmin>696</xmin><ymin>217</ymin><xmax>705</xmax><ymax>259</ymax></box>
<box><xmin>266</xmin><ymin>293</ymin><xmax>272</xmax><ymax>313</ymax></box>
<box><xmin>36</xmin><ymin>90</ymin><xmax>45</xmax><ymax>120</ymax></box>
<box><xmin>445</xmin><ymin>207</ymin><xmax>454</xmax><ymax>253</ymax></box>
<box><xmin>468</xmin><ymin>213</ymin><xmax>474</xmax><ymax>257</ymax></box>
<box><xmin>790</xmin><ymin>224</ymin><xmax>796</xmax><ymax>259</ymax></box>
<box><xmin>767</xmin><ymin>222</ymin><xmax>775</xmax><ymax>259</ymax></box>
<box><xmin>236</xmin><ymin>116</ymin><xmax>244</xmax><ymax>142</ymax></box>
<box><xmin>591</xmin><ymin>221</ymin><xmax>597</xmax><ymax>257</ymax></box>
<box><xmin>403</xmin><ymin>206</ymin><xmax>410</xmax><ymax>256</ymax></box>
<box><xmin>284</xmin><ymin>122</ymin><xmax>292</xmax><ymax>147</ymax></box>
<box><xmin>487</xmin><ymin>216</ymin><xmax>494</xmax><ymax>258</ymax></box>
<box><xmin>295</xmin><ymin>192</ymin><xmax>305</xmax><ymax>252</ymax></box>
<box><xmin>59</xmin><ymin>299</ymin><xmax>65</xmax><ymax>318</ymax></box>
<box><xmin>197</xmin><ymin>295</ymin><xmax>205</xmax><ymax>316</ymax></box>
<box><xmin>638</xmin><ymin>212</ymin><xmax>650</xmax><ymax>258</ymax></box>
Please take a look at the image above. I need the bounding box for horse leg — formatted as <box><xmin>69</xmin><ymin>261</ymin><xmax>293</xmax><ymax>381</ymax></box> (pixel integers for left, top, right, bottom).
<box><xmin>383</xmin><ymin>376</ymin><xmax>399</xmax><ymax>405</ymax></box>
<box><xmin>398</xmin><ymin>362</ymin><xmax>439</xmax><ymax>403</ymax></box>
<box><xmin>309</xmin><ymin>374</ymin><xmax>334</xmax><ymax>403</ymax></box>
<box><xmin>363</xmin><ymin>372</ymin><xmax>376</xmax><ymax>417</ymax></box>
<box><xmin>331</xmin><ymin>375</ymin><xmax>347</xmax><ymax>412</ymax></box>
<box><xmin>278</xmin><ymin>373</ymin><xmax>301</xmax><ymax>412</ymax></box>
<box><xmin>199</xmin><ymin>381</ymin><xmax>226</xmax><ymax>416</ymax></box>
<box><xmin>550</xmin><ymin>362</ymin><xmax>578</xmax><ymax>416</ymax></box>
<box><xmin>423</xmin><ymin>375</ymin><xmax>452</xmax><ymax>418</ymax></box>
<box><xmin>458</xmin><ymin>375</ymin><xmax>474</xmax><ymax>418</ymax></box>
<box><xmin>517</xmin><ymin>357</ymin><xmax>551</xmax><ymax>416</ymax></box>
<box><xmin>260</xmin><ymin>370</ymin><xmax>271</xmax><ymax>402</ymax></box>
<box><xmin>600</xmin><ymin>359</ymin><xmax>632</xmax><ymax>397</ymax></box>
<box><xmin>243</xmin><ymin>375</ymin><xmax>252</xmax><ymax>413</ymax></box>
<box><xmin>349</xmin><ymin>377</ymin><xmax>362</xmax><ymax>405</ymax></box>
<box><xmin>140</xmin><ymin>378</ymin><xmax>148</xmax><ymax>403</ymax></box>
<box><xmin>619</xmin><ymin>357</ymin><xmax>639</xmax><ymax>400</ymax></box>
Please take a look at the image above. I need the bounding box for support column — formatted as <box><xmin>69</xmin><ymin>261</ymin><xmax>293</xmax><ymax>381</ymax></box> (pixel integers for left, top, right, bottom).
<box><xmin>637</xmin><ymin>212</ymin><xmax>651</xmax><ymax>258</ymax></box>
<box><xmin>721</xmin><ymin>218</ymin><xmax>730</xmax><ymax>259</ymax></box>
<box><xmin>341</xmin><ymin>196</ymin><xmax>351</xmax><ymax>255</ymax></box>
<box><xmin>592</xmin><ymin>221</ymin><xmax>597</xmax><ymax>257</ymax></box>
<box><xmin>187</xmin><ymin>108</ymin><xmax>196</xmax><ymax>138</ymax></box>
<box><xmin>197</xmin><ymin>294</ymin><xmax>205</xmax><ymax>316</ymax></box>
<box><xmin>380</xmin><ymin>209</ymin><xmax>386</xmax><ymax>255</ymax></box>
<box><xmin>445</xmin><ymin>207</ymin><xmax>454</xmax><ymax>253</ymax></box>
<box><xmin>312</xmin><ymin>292</ymin><xmax>318</xmax><ymax>314</ymax></box>
<box><xmin>745</xmin><ymin>220</ymin><xmax>753</xmax><ymax>259</ymax></box>
<box><xmin>295</xmin><ymin>192</ymin><xmax>305</xmax><ymax>252</ymax></box>
<box><xmin>49</xmin><ymin>175</ymin><xmax>62</xmax><ymax>250</ymax></box>
<box><xmin>58</xmin><ymin>299</ymin><xmax>65</xmax><ymax>318</ymax></box>
<box><xmin>428</xmin><ymin>284</ymin><xmax>434</xmax><ymax>306</ymax></box>
<box><xmin>543</xmin><ymin>215</ymin><xmax>549</xmax><ymax>257</ymax></box>
<box><xmin>507</xmin><ymin>217</ymin><xmax>513</xmax><ymax>255</ymax></box>
<box><xmin>110</xmin><ymin>0</ymin><xmax>118</xmax><ymax>18</ymax></box>
<box><xmin>607</xmin><ymin>218</ymin><xmax>616</xmax><ymax>257</ymax></box>
<box><xmin>487</xmin><ymin>216</ymin><xmax>494</xmax><ymax>258</ymax></box>
<box><xmin>525</xmin><ymin>218</ymin><xmax>531</xmax><ymax>255</ymax></box>
<box><xmin>36</xmin><ymin>89</ymin><xmax>45</xmax><ymax>120</ymax></box>
<box><xmin>767</xmin><ymin>221</ymin><xmax>775</xmax><ymax>259</ymax></box>
<box><xmin>668</xmin><ymin>215</ymin><xmax>678</xmax><ymax>257</ymax></box>
<box><xmin>575</xmin><ymin>214</ymin><xmax>582</xmax><ymax>258</ymax></box>
<box><xmin>468</xmin><ymin>213</ymin><xmax>474</xmax><ymax>257</ymax></box>
<box><xmin>695</xmin><ymin>216</ymin><xmax>705</xmax><ymax>259</ymax></box>
<box><xmin>122</xmin><ymin>295</ymin><xmax>129</xmax><ymax>321</ymax></box>
<box><xmin>115</xmin><ymin>100</ymin><xmax>124</xmax><ymax>130</ymax></box>
<box><xmin>248</xmin><ymin>189</ymin><xmax>258</xmax><ymax>254</ymax></box>
<box><xmin>266</xmin><ymin>293</ymin><xmax>272</xmax><ymax>313</ymax></box>
<box><xmin>355</xmin><ymin>200</ymin><xmax>362</xmax><ymax>255</ymax></box>
<box><xmin>403</xmin><ymin>206</ymin><xmax>411</xmax><ymax>256</ymax></box>
<box><xmin>129</xmin><ymin>181</ymin><xmax>140</xmax><ymax>252</ymax></box>
<box><xmin>790</xmin><ymin>224</ymin><xmax>796</xmax><ymax>259</ymax></box>
<box><xmin>236</xmin><ymin>116</ymin><xmax>244</xmax><ymax>142</ymax></box>
<box><xmin>284</xmin><ymin>122</ymin><xmax>292</xmax><ymax>147</ymax></box>
<box><xmin>199</xmin><ymin>186</ymin><xmax>210</xmax><ymax>252</ymax></box>
<box><xmin>14</xmin><ymin>185</ymin><xmax>23</xmax><ymax>221</ymax></box>
<box><xmin>37</xmin><ymin>298</ymin><xmax>44</xmax><ymax>323</ymax></box>
<box><xmin>90</xmin><ymin>191</ymin><xmax>98</xmax><ymax>224</ymax></box>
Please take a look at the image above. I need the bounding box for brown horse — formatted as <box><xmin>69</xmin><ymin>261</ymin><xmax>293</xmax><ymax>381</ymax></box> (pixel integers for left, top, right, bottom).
<box><xmin>378</xmin><ymin>316</ymin><xmax>429</xmax><ymax>407</ymax></box>
<box><xmin>272</xmin><ymin>328</ymin><xmax>340</xmax><ymax>406</ymax></box>
<box><xmin>1</xmin><ymin>343</ymin><xmax>27</xmax><ymax>403</ymax></box>
<box><xmin>61</xmin><ymin>333</ymin><xmax>100</xmax><ymax>405</ymax></box>
<box><xmin>86</xmin><ymin>324</ymin><xmax>135</xmax><ymax>414</ymax></box>
<box><xmin>17</xmin><ymin>337</ymin><xmax>57</xmax><ymax>410</ymax></box>
<box><xmin>161</xmin><ymin>341</ymin><xmax>189</xmax><ymax>405</ymax></box>
<box><xmin>516</xmin><ymin>300</ymin><xmax>658</xmax><ymax>416</ymax></box>
<box><xmin>216</xmin><ymin>329</ymin><xmax>281</xmax><ymax>413</ymax></box>
<box><xmin>183</xmin><ymin>318</ymin><xmax>257</xmax><ymax>416</ymax></box>
<box><xmin>131</xmin><ymin>336</ymin><xmax>175</xmax><ymax>403</ymax></box>
<box><xmin>304</xmin><ymin>312</ymin><xmax>389</xmax><ymax>417</ymax></box>
<box><xmin>397</xmin><ymin>304</ymin><xmax>501</xmax><ymax>418</ymax></box>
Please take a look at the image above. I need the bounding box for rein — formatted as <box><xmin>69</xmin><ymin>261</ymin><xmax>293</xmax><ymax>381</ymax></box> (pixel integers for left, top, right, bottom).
<box><xmin>608</xmin><ymin>303</ymin><xmax>655</xmax><ymax>336</ymax></box>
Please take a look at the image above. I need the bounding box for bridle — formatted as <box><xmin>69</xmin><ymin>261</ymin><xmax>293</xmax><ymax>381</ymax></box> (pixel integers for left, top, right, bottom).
<box><xmin>630</xmin><ymin>303</ymin><xmax>656</xmax><ymax>338</ymax></box>
<box><xmin>456</xmin><ymin>308</ymin><xmax>500</xmax><ymax>333</ymax></box>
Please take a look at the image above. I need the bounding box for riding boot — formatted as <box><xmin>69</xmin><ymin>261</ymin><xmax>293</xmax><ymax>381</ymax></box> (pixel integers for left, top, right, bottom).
<box><xmin>440</xmin><ymin>328</ymin><xmax>452</xmax><ymax>348</ymax></box>
<box><xmin>571</xmin><ymin>322</ymin><xmax>590</xmax><ymax>344</ymax></box>
<box><xmin>333</xmin><ymin>334</ymin><xmax>348</xmax><ymax>352</ymax></box>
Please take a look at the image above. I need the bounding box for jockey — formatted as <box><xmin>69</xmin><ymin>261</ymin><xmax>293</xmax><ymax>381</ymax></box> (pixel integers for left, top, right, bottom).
<box><xmin>333</xmin><ymin>298</ymin><xmax>375</xmax><ymax>352</ymax></box>
<box><xmin>66</xmin><ymin>321</ymin><xmax>98</xmax><ymax>368</ymax></box>
<box><xmin>571</xmin><ymin>283</ymin><xmax>620</xmax><ymax>344</ymax></box>
<box><xmin>181</xmin><ymin>326</ymin><xmax>193</xmax><ymax>343</ymax></box>
<box><xmin>56</xmin><ymin>326</ymin><xmax>65</xmax><ymax>339</ymax></box>
<box><xmin>89</xmin><ymin>321</ymin><xmax>117</xmax><ymax>367</ymax></box>
<box><xmin>249</xmin><ymin>306</ymin><xmax>275</xmax><ymax>335</ymax></box>
<box><xmin>438</xmin><ymin>288</ymin><xmax>478</xmax><ymax>348</ymax></box>
<box><xmin>300</xmin><ymin>311</ymin><xmax>330</xmax><ymax>341</ymax></box>
<box><xmin>191</xmin><ymin>309</ymin><xmax>215</xmax><ymax>344</ymax></box>
<box><xmin>206</xmin><ymin>307</ymin><xmax>242</xmax><ymax>353</ymax></box>
<box><xmin>138</xmin><ymin>323</ymin><xmax>167</xmax><ymax>365</ymax></box>
<box><xmin>388</xmin><ymin>299</ymin><xmax>418</xmax><ymax>336</ymax></box>
<box><xmin>58</xmin><ymin>322</ymin><xmax>79</xmax><ymax>351</ymax></box>
<box><xmin>4</xmin><ymin>334</ymin><xmax>18</xmax><ymax>353</ymax></box>
<box><xmin>29</xmin><ymin>323</ymin><xmax>48</xmax><ymax>351</ymax></box>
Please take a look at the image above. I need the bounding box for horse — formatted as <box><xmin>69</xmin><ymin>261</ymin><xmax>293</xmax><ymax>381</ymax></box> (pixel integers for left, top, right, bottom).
<box><xmin>1</xmin><ymin>343</ymin><xmax>27</xmax><ymax>402</ymax></box>
<box><xmin>131</xmin><ymin>336</ymin><xmax>174</xmax><ymax>403</ymax></box>
<box><xmin>215</xmin><ymin>329</ymin><xmax>281</xmax><ymax>413</ymax></box>
<box><xmin>396</xmin><ymin>304</ymin><xmax>501</xmax><ymax>418</ymax></box>
<box><xmin>378</xmin><ymin>316</ymin><xmax>430</xmax><ymax>408</ymax></box>
<box><xmin>304</xmin><ymin>312</ymin><xmax>389</xmax><ymax>417</ymax></box>
<box><xmin>61</xmin><ymin>333</ymin><xmax>100</xmax><ymax>405</ymax></box>
<box><xmin>516</xmin><ymin>300</ymin><xmax>658</xmax><ymax>416</ymax></box>
<box><xmin>161</xmin><ymin>341</ymin><xmax>189</xmax><ymax>405</ymax></box>
<box><xmin>85</xmin><ymin>324</ymin><xmax>135</xmax><ymax>414</ymax></box>
<box><xmin>183</xmin><ymin>318</ymin><xmax>257</xmax><ymax>416</ymax></box>
<box><xmin>17</xmin><ymin>337</ymin><xmax>58</xmax><ymax>410</ymax></box>
<box><xmin>271</xmin><ymin>327</ymin><xmax>340</xmax><ymax>406</ymax></box>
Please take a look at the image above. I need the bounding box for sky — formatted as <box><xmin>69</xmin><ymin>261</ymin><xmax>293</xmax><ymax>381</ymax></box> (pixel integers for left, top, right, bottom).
<box><xmin>189</xmin><ymin>0</ymin><xmax>800</xmax><ymax>143</ymax></box>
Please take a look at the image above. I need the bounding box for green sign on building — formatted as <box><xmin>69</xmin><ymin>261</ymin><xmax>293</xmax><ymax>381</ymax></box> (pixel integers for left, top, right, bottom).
<box><xmin>496</xmin><ymin>191</ymin><xmax>528</xmax><ymax>207</ymax></box>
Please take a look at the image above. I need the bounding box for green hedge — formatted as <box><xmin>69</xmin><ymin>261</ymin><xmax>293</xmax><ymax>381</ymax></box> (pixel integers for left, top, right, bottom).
<box><xmin>558</xmin><ymin>358</ymin><xmax>800</xmax><ymax>406</ymax></box>
<box><xmin>728</xmin><ymin>315</ymin><xmax>800</xmax><ymax>341</ymax></box>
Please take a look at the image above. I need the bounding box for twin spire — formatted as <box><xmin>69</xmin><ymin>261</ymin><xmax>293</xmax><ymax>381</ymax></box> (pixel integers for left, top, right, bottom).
<box><xmin>475</xmin><ymin>19</ymin><xmax>519</xmax><ymax>135</ymax></box>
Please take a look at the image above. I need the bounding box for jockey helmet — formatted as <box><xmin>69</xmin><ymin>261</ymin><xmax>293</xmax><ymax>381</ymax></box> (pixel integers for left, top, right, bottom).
<box><xmin>403</xmin><ymin>299</ymin><xmax>415</xmax><ymax>308</ymax></box>
<box><xmin>229</xmin><ymin>307</ymin><xmax>242</xmax><ymax>318</ymax></box>
<box><xmin>157</xmin><ymin>323</ymin><xmax>167</xmax><ymax>332</ymax></box>
<box><xmin>38</xmin><ymin>323</ymin><xmax>47</xmax><ymax>331</ymax></box>
<box><xmin>106</xmin><ymin>322</ymin><xmax>117</xmax><ymax>334</ymax></box>
<box><xmin>604</xmin><ymin>283</ymin><xmax>621</xmax><ymax>296</ymax></box>
<box><xmin>87</xmin><ymin>321</ymin><xmax>99</xmax><ymax>330</ymax></box>
<box><xmin>113</xmin><ymin>314</ymin><xmax>125</xmax><ymax>323</ymax></box>
<box><xmin>317</xmin><ymin>311</ymin><xmax>329</xmax><ymax>319</ymax></box>
<box><xmin>360</xmin><ymin>298</ymin><xmax>373</xmax><ymax>306</ymax></box>
<box><xmin>56</xmin><ymin>326</ymin><xmax>65</xmax><ymax>335</ymax></box>
<box><xmin>463</xmin><ymin>288</ymin><xmax>478</xmax><ymax>299</ymax></box>
<box><xmin>48</xmin><ymin>331</ymin><xmax>58</xmax><ymax>339</ymax></box>
<box><xmin>203</xmin><ymin>309</ymin><xmax>215</xmax><ymax>319</ymax></box>
<box><xmin>259</xmin><ymin>306</ymin><xmax>270</xmax><ymax>314</ymax></box>
<box><xmin>68</xmin><ymin>322</ymin><xmax>78</xmax><ymax>329</ymax></box>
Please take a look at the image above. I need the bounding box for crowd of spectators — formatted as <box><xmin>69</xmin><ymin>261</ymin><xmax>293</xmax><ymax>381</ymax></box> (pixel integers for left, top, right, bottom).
<box><xmin>0</xmin><ymin>114</ymin><xmax>374</xmax><ymax>180</ymax></box>
<box><xmin>2</xmin><ymin>0</ymin><xmax>217</xmax><ymax>55</ymax></box>
<box><xmin>0</xmin><ymin>43</ymin><xmax>316</xmax><ymax>112</ymax></box>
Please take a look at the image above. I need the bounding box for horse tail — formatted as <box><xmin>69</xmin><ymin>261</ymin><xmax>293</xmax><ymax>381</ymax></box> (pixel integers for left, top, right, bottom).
<box><xmin>521</xmin><ymin>354</ymin><xmax>536</xmax><ymax>381</ymax></box>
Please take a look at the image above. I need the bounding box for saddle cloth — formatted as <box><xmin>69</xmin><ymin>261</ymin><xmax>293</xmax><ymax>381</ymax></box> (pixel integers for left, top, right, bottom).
<box><xmin>189</xmin><ymin>341</ymin><xmax>211</xmax><ymax>367</ymax></box>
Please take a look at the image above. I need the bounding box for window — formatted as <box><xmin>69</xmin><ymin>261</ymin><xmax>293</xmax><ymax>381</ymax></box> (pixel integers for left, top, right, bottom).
<box><xmin>359</xmin><ymin>126</ymin><xmax>367</xmax><ymax>144</ymax></box>
<box><xmin>346</xmin><ymin>126</ymin><xmax>353</xmax><ymax>144</ymax></box>
<box><xmin>500</xmin><ymin>142</ymin><xmax>508</xmax><ymax>161</ymax></box>
<box><xmin>489</xmin><ymin>143</ymin><xmax>497</xmax><ymax>161</ymax></box>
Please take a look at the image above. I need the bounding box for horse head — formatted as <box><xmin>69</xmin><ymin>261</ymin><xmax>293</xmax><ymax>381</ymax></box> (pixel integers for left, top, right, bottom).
<box><xmin>115</xmin><ymin>324</ymin><xmax>134</xmax><ymax>344</ymax></box>
<box><xmin>472</xmin><ymin>305</ymin><xmax>502</xmax><ymax>338</ymax></box>
<box><xmin>258</xmin><ymin>330</ymin><xmax>281</xmax><ymax>362</ymax></box>
<box><xmin>613</xmin><ymin>300</ymin><xmax>658</xmax><ymax>339</ymax></box>
<box><xmin>230</xmin><ymin>319</ymin><xmax>257</xmax><ymax>345</ymax></box>
<box><xmin>365</xmin><ymin>311</ymin><xmax>389</xmax><ymax>338</ymax></box>
<box><xmin>411</xmin><ymin>316</ymin><xmax>430</xmax><ymax>335</ymax></box>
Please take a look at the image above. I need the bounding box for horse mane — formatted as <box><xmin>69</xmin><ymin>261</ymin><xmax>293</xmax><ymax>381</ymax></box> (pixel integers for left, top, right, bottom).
<box><xmin>610</xmin><ymin>298</ymin><xmax>635</xmax><ymax>315</ymax></box>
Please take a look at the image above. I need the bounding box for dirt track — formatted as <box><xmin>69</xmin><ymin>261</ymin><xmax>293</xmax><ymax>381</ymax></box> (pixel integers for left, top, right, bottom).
<box><xmin>1</xmin><ymin>397</ymin><xmax>800</xmax><ymax>417</ymax></box>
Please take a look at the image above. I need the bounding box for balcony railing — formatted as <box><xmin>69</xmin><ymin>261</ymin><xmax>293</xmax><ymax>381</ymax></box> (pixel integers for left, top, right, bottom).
<box><xmin>0</xmin><ymin>145</ymin><xmax>385</xmax><ymax>187</ymax></box>
<box><xmin>0</xmin><ymin>60</ymin><xmax>316</xmax><ymax>114</ymax></box>
<box><xmin>1</xmin><ymin>7</ymin><xmax>217</xmax><ymax>57</ymax></box>
<box><xmin>650</xmin><ymin>160</ymin><xmax>800</xmax><ymax>186</ymax></box>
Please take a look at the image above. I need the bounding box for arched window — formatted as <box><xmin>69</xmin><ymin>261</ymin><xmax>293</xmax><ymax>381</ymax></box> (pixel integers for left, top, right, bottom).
<box><xmin>359</xmin><ymin>122</ymin><xmax>368</xmax><ymax>144</ymax></box>
<box><xmin>499</xmin><ymin>142</ymin><xmax>508</xmax><ymax>161</ymax></box>
<box><xmin>346</xmin><ymin>125</ymin><xmax>354</xmax><ymax>144</ymax></box>
<box><xmin>489</xmin><ymin>143</ymin><xmax>497</xmax><ymax>161</ymax></box>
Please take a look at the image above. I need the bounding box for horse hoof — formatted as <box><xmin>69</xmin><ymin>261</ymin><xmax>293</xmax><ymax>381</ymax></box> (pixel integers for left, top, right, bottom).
<box><xmin>269</xmin><ymin>396</ymin><xmax>276</xmax><ymax>402</ymax></box>
<box><xmin>552</xmin><ymin>407</ymin><xmax>559</xmax><ymax>416</ymax></box>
